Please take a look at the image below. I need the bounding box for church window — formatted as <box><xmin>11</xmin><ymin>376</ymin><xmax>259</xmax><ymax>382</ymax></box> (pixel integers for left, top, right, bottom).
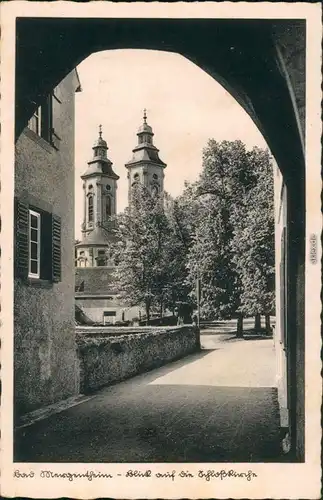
<box><xmin>106</xmin><ymin>196</ymin><xmax>112</xmax><ymax>217</ymax></box>
<box><xmin>28</xmin><ymin>106</ymin><xmax>41</xmax><ymax>136</ymax></box>
<box><xmin>97</xmin><ymin>249</ymin><xmax>107</xmax><ymax>267</ymax></box>
<box><xmin>153</xmin><ymin>174</ymin><xmax>158</xmax><ymax>180</ymax></box>
<box><xmin>106</xmin><ymin>184</ymin><xmax>111</xmax><ymax>191</ymax></box>
<box><xmin>134</xmin><ymin>173</ymin><xmax>139</xmax><ymax>180</ymax></box>
<box><xmin>139</xmin><ymin>136</ymin><xmax>143</xmax><ymax>144</ymax></box>
<box><xmin>88</xmin><ymin>195</ymin><xmax>94</xmax><ymax>222</ymax></box>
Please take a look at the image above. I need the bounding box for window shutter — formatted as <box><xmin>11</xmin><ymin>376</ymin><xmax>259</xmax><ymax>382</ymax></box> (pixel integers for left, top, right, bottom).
<box><xmin>41</xmin><ymin>95</ymin><xmax>51</xmax><ymax>143</ymax></box>
<box><xmin>52</xmin><ymin>214</ymin><xmax>61</xmax><ymax>282</ymax></box>
<box><xmin>15</xmin><ymin>198</ymin><xmax>29</xmax><ymax>279</ymax></box>
<box><xmin>41</xmin><ymin>211</ymin><xmax>53</xmax><ymax>280</ymax></box>
<box><xmin>51</xmin><ymin>92</ymin><xmax>62</xmax><ymax>150</ymax></box>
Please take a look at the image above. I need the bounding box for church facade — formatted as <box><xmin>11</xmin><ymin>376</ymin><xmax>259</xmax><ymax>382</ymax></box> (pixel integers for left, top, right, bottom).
<box><xmin>75</xmin><ymin>111</ymin><xmax>166</xmax><ymax>324</ymax></box>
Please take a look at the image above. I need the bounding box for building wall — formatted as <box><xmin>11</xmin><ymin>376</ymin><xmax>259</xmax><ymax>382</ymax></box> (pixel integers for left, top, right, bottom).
<box><xmin>75</xmin><ymin>296</ymin><xmax>143</xmax><ymax>324</ymax></box>
<box><xmin>75</xmin><ymin>266</ymin><xmax>144</xmax><ymax>324</ymax></box>
<box><xmin>14</xmin><ymin>71</ymin><xmax>80</xmax><ymax>416</ymax></box>
<box><xmin>273</xmin><ymin>164</ymin><xmax>289</xmax><ymax>429</ymax></box>
<box><xmin>76</xmin><ymin>246</ymin><xmax>116</xmax><ymax>267</ymax></box>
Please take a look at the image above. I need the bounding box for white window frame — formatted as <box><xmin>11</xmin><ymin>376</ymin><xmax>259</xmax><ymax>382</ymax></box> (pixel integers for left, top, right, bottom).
<box><xmin>28</xmin><ymin>209</ymin><xmax>41</xmax><ymax>278</ymax></box>
<box><xmin>28</xmin><ymin>106</ymin><xmax>42</xmax><ymax>136</ymax></box>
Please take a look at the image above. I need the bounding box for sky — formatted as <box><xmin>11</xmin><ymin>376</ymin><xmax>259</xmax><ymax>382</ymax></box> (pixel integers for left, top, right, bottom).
<box><xmin>75</xmin><ymin>49</ymin><xmax>267</xmax><ymax>239</ymax></box>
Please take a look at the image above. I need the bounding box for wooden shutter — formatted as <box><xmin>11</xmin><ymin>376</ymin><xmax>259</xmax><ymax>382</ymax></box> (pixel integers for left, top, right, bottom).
<box><xmin>15</xmin><ymin>198</ymin><xmax>29</xmax><ymax>279</ymax></box>
<box><xmin>51</xmin><ymin>91</ymin><xmax>62</xmax><ymax>150</ymax></box>
<box><xmin>40</xmin><ymin>95</ymin><xmax>52</xmax><ymax>143</ymax></box>
<box><xmin>41</xmin><ymin>211</ymin><xmax>53</xmax><ymax>280</ymax></box>
<box><xmin>52</xmin><ymin>214</ymin><xmax>61</xmax><ymax>282</ymax></box>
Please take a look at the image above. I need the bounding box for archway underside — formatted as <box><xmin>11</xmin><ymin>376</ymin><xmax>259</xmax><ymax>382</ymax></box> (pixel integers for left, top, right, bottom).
<box><xmin>16</xmin><ymin>17</ymin><xmax>305</xmax><ymax>185</ymax></box>
<box><xmin>14</xmin><ymin>16</ymin><xmax>306</xmax><ymax>461</ymax></box>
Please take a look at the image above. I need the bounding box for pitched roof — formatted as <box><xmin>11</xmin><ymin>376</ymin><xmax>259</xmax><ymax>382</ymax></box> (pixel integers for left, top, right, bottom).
<box><xmin>125</xmin><ymin>144</ymin><xmax>166</xmax><ymax>168</ymax></box>
<box><xmin>76</xmin><ymin>226</ymin><xmax>118</xmax><ymax>247</ymax></box>
<box><xmin>75</xmin><ymin>266</ymin><xmax>119</xmax><ymax>294</ymax></box>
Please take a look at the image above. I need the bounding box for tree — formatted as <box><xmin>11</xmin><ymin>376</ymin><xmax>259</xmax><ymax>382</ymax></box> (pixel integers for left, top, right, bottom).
<box><xmin>158</xmin><ymin>196</ymin><xmax>190</xmax><ymax>314</ymax></box>
<box><xmin>113</xmin><ymin>141</ymin><xmax>275</xmax><ymax>334</ymax></box>
<box><xmin>114</xmin><ymin>184</ymin><xmax>170</xmax><ymax>322</ymax></box>
<box><xmin>231</xmin><ymin>147</ymin><xmax>275</xmax><ymax>334</ymax></box>
<box><xmin>184</xmin><ymin>140</ymin><xmax>274</xmax><ymax>335</ymax></box>
<box><xmin>162</xmin><ymin>187</ymin><xmax>201</xmax><ymax>314</ymax></box>
<box><xmin>186</xmin><ymin>194</ymin><xmax>240</xmax><ymax>320</ymax></box>
<box><xmin>186</xmin><ymin>140</ymin><xmax>252</xmax><ymax>325</ymax></box>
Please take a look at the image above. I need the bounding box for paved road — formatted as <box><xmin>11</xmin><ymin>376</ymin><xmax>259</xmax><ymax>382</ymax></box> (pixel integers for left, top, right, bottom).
<box><xmin>15</xmin><ymin>333</ymin><xmax>282</xmax><ymax>463</ymax></box>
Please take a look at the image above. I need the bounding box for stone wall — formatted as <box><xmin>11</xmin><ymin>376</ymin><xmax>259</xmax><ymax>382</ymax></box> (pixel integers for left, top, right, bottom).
<box><xmin>77</xmin><ymin>326</ymin><xmax>200</xmax><ymax>394</ymax></box>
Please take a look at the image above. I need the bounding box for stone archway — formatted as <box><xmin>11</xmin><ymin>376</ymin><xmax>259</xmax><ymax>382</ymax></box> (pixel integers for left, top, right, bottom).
<box><xmin>15</xmin><ymin>17</ymin><xmax>305</xmax><ymax>459</ymax></box>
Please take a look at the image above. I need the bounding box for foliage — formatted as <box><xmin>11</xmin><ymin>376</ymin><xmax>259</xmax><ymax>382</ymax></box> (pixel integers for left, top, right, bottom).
<box><xmin>186</xmin><ymin>196</ymin><xmax>240</xmax><ymax>319</ymax></box>
<box><xmin>230</xmin><ymin>147</ymin><xmax>275</xmax><ymax>317</ymax></box>
<box><xmin>114</xmin><ymin>184</ymin><xmax>169</xmax><ymax>320</ymax></box>
<box><xmin>185</xmin><ymin>140</ymin><xmax>252</xmax><ymax>320</ymax></box>
<box><xmin>114</xmin><ymin>185</ymin><xmax>192</xmax><ymax>320</ymax></box>
<box><xmin>185</xmin><ymin>140</ymin><xmax>274</xmax><ymax>323</ymax></box>
<box><xmin>161</xmin><ymin>192</ymin><xmax>195</xmax><ymax>312</ymax></box>
<box><xmin>113</xmin><ymin>140</ymin><xmax>275</xmax><ymax>328</ymax></box>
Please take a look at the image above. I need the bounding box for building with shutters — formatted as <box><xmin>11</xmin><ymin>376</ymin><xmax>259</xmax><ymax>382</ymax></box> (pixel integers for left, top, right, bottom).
<box><xmin>14</xmin><ymin>69</ymin><xmax>81</xmax><ymax>418</ymax></box>
<box><xmin>75</xmin><ymin>112</ymin><xmax>166</xmax><ymax>324</ymax></box>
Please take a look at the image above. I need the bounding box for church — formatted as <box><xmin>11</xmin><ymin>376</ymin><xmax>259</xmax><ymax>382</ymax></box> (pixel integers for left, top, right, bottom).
<box><xmin>75</xmin><ymin>111</ymin><xmax>167</xmax><ymax>324</ymax></box>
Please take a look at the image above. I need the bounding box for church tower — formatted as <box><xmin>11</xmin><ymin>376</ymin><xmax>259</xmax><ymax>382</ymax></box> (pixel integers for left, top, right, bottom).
<box><xmin>76</xmin><ymin>126</ymin><xmax>119</xmax><ymax>268</ymax></box>
<box><xmin>125</xmin><ymin>110</ymin><xmax>166</xmax><ymax>203</ymax></box>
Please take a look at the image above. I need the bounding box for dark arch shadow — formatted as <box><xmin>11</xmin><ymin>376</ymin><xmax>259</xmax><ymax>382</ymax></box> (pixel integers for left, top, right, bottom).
<box><xmin>16</xmin><ymin>17</ymin><xmax>305</xmax><ymax>183</ymax></box>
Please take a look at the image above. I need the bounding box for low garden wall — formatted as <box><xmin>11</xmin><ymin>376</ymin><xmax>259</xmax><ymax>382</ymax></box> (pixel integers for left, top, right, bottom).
<box><xmin>76</xmin><ymin>326</ymin><xmax>200</xmax><ymax>394</ymax></box>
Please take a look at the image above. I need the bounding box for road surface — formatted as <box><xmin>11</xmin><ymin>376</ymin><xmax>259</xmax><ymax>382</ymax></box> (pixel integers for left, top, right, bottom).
<box><xmin>15</xmin><ymin>330</ymin><xmax>282</xmax><ymax>462</ymax></box>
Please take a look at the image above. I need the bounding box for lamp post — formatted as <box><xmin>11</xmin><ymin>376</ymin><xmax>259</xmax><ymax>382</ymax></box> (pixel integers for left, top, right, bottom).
<box><xmin>196</xmin><ymin>271</ymin><xmax>201</xmax><ymax>329</ymax></box>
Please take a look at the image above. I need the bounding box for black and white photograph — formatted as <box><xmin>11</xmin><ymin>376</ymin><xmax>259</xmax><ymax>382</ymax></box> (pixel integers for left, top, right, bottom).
<box><xmin>1</xmin><ymin>2</ymin><xmax>322</xmax><ymax>499</ymax></box>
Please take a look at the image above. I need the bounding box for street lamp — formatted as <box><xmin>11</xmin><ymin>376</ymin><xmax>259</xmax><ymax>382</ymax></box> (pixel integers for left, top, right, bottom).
<box><xmin>196</xmin><ymin>271</ymin><xmax>201</xmax><ymax>329</ymax></box>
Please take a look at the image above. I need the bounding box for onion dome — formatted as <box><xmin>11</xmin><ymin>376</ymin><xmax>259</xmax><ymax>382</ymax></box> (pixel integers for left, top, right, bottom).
<box><xmin>125</xmin><ymin>110</ymin><xmax>166</xmax><ymax>169</ymax></box>
<box><xmin>81</xmin><ymin>125</ymin><xmax>119</xmax><ymax>179</ymax></box>
<box><xmin>137</xmin><ymin>109</ymin><xmax>153</xmax><ymax>134</ymax></box>
<box><xmin>92</xmin><ymin>124</ymin><xmax>108</xmax><ymax>152</ymax></box>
